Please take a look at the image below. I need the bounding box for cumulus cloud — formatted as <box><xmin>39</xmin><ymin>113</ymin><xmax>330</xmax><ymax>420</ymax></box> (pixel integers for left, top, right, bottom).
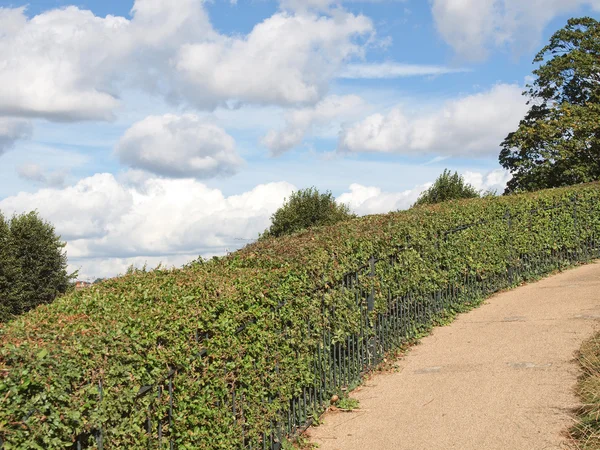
<box><xmin>116</xmin><ymin>114</ymin><xmax>243</xmax><ymax>179</ymax></box>
<box><xmin>0</xmin><ymin>174</ymin><xmax>296</xmax><ymax>278</ymax></box>
<box><xmin>0</xmin><ymin>118</ymin><xmax>32</xmax><ymax>155</ymax></box>
<box><xmin>17</xmin><ymin>163</ymin><xmax>68</xmax><ymax>188</ymax></box>
<box><xmin>338</xmin><ymin>83</ymin><xmax>528</xmax><ymax>157</ymax></box>
<box><xmin>339</xmin><ymin>63</ymin><xmax>469</xmax><ymax>79</ymax></box>
<box><xmin>337</xmin><ymin>183</ymin><xmax>430</xmax><ymax>215</ymax></box>
<box><xmin>262</xmin><ymin>95</ymin><xmax>367</xmax><ymax>155</ymax></box>
<box><xmin>431</xmin><ymin>0</ymin><xmax>600</xmax><ymax>60</ymax></box>
<box><xmin>463</xmin><ymin>169</ymin><xmax>512</xmax><ymax>195</ymax></box>
<box><xmin>0</xmin><ymin>2</ymin><xmax>373</xmax><ymax>122</ymax></box>
<box><xmin>337</xmin><ymin>169</ymin><xmax>511</xmax><ymax>215</ymax></box>
<box><xmin>173</xmin><ymin>12</ymin><xmax>373</xmax><ymax>108</ymax></box>
<box><xmin>0</xmin><ymin>6</ymin><xmax>129</xmax><ymax>121</ymax></box>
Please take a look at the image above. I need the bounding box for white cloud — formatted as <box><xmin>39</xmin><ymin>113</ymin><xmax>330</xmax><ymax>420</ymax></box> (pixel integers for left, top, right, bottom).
<box><xmin>0</xmin><ymin>174</ymin><xmax>296</xmax><ymax>278</ymax></box>
<box><xmin>0</xmin><ymin>2</ymin><xmax>373</xmax><ymax>122</ymax></box>
<box><xmin>262</xmin><ymin>95</ymin><xmax>367</xmax><ymax>155</ymax></box>
<box><xmin>0</xmin><ymin>6</ymin><xmax>129</xmax><ymax>121</ymax></box>
<box><xmin>1</xmin><ymin>174</ymin><xmax>134</xmax><ymax>241</ymax></box>
<box><xmin>339</xmin><ymin>63</ymin><xmax>470</xmax><ymax>79</ymax></box>
<box><xmin>0</xmin><ymin>118</ymin><xmax>31</xmax><ymax>155</ymax></box>
<box><xmin>431</xmin><ymin>0</ymin><xmax>600</xmax><ymax>60</ymax></box>
<box><xmin>337</xmin><ymin>169</ymin><xmax>511</xmax><ymax>215</ymax></box>
<box><xmin>338</xmin><ymin>182</ymin><xmax>431</xmax><ymax>215</ymax></box>
<box><xmin>17</xmin><ymin>163</ymin><xmax>68</xmax><ymax>188</ymax></box>
<box><xmin>173</xmin><ymin>11</ymin><xmax>373</xmax><ymax>108</ymax></box>
<box><xmin>338</xmin><ymin>83</ymin><xmax>528</xmax><ymax>157</ymax></box>
<box><xmin>116</xmin><ymin>114</ymin><xmax>243</xmax><ymax>179</ymax></box>
<box><xmin>463</xmin><ymin>168</ymin><xmax>512</xmax><ymax>195</ymax></box>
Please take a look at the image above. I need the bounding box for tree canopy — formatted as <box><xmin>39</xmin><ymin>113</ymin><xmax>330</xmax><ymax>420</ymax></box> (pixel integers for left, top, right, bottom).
<box><xmin>0</xmin><ymin>211</ymin><xmax>75</xmax><ymax>322</ymax></box>
<box><xmin>500</xmin><ymin>17</ymin><xmax>600</xmax><ymax>194</ymax></box>
<box><xmin>412</xmin><ymin>170</ymin><xmax>482</xmax><ymax>207</ymax></box>
<box><xmin>263</xmin><ymin>187</ymin><xmax>355</xmax><ymax>238</ymax></box>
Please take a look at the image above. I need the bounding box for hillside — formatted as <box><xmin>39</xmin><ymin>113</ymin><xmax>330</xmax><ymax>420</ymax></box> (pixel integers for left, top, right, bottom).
<box><xmin>1</xmin><ymin>183</ymin><xmax>600</xmax><ymax>448</ymax></box>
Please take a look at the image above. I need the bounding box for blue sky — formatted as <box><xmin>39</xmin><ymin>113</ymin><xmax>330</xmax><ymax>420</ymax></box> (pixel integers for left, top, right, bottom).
<box><xmin>0</xmin><ymin>0</ymin><xmax>598</xmax><ymax>279</ymax></box>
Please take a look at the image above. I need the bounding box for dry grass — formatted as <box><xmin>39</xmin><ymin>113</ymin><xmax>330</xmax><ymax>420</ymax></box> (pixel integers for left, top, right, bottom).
<box><xmin>571</xmin><ymin>333</ymin><xmax>600</xmax><ymax>448</ymax></box>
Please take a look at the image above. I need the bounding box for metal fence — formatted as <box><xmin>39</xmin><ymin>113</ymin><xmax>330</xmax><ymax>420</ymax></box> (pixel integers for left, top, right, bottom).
<box><xmin>4</xmin><ymin>198</ymin><xmax>599</xmax><ymax>450</ymax></box>
<box><xmin>255</xmin><ymin>201</ymin><xmax>600</xmax><ymax>449</ymax></box>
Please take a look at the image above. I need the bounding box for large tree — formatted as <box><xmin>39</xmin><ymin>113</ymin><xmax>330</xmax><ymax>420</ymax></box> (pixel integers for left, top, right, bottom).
<box><xmin>412</xmin><ymin>170</ymin><xmax>481</xmax><ymax>207</ymax></box>
<box><xmin>0</xmin><ymin>211</ymin><xmax>75</xmax><ymax>322</ymax></box>
<box><xmin>500</xmin><ymin>17</ymin><xmax>600</xmax><ymax>194</ymax></box>
<box><xmin>263</xmin><ymin>187</ymin><xmax>355</xmax><ymax>238</ymax></box>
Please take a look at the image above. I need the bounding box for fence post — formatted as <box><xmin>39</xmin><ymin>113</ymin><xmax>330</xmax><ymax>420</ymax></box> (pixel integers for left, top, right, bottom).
<box><xmin>96</xmin><ymin>380</ymin><xmax>103</xmax><ymax>450</ymax></box>
<box><xmin>572</xmin><ymin>195</ymin><xmax>577</xmax><ymax>226</ymax></box>
<box><xmin>572</xmin><ymin>195</ymin><xmax>578</xmax><ymax>240</ymax></box>
<box><xmin>505</xmin><ymin>209</ymin><xmax>514</xmax><ymax>284</ymax></box>
<box><xmin>367</xmin><ymin>256</ymin><xmax>376</xmax><ymax>366</ymax></box>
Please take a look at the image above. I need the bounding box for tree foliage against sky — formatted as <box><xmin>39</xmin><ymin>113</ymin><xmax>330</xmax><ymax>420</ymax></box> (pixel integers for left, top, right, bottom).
<box><xmin>412</xmin><ymin>170</ymin><xmax>481</xmax><ymax>207</ymax></box>
<box><xmin>500</xmin><ymin>17</ymin><xmax>600</xmax><ymax>194</ymax></box>
<box><xmin>0</xmin><ymin>211</ymin><xmax>75</xmax><ymax>322</ymax></box>
<box><xmin>263</xmin><ymin>187</ymin><xmax>356</xmax><ymax>238</ymax></box>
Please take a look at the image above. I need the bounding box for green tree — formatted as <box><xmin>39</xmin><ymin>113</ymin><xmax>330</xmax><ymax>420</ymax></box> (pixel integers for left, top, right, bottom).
<box><xmin>263</xmin><ymin>187</ymin><xmax>355</xmax><ymax>238</ymax></box>
<box><xmin>0</xmin><ymin>212</ymin><xmax>14</xmax><ymax>321</ymax></box>
<box><xmin>412</xmin><ymin>170</ymin><xmax>481</xmax><ymax>207</ymax></box>
<box><xmin>500</xmin><ymin>17</ymin><xmax>600</xmax><ymax>194</ymax></box>
<box><xmin>0</xmin><ymin>211</ymin><xmax>75</xmax><ymax>322</ymax></box>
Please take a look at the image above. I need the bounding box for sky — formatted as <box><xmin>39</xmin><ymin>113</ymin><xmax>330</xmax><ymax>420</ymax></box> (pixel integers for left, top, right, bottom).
<box><xmin>0</xmin><ymin>0</ymin><xmax>598</xmax><ymax>280</ymax></box>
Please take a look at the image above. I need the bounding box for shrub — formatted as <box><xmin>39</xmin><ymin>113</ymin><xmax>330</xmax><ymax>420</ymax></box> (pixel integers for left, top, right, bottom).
<box><xmin>263</xmin><ymin>187</ymin><xmax>355</xmax><ymax>238</ymax></box>
<box><xmin>0</xmin><ymin>211</ymin><xmax>74</xmax><ymax>323</ymax></box>
<box><xmin>1</xmin><ymin>184</ymin><xmax>599</xmax><ymax>448</ymax></box>
<box><xmin>412</xmin><ymin>169</ymin><xmax>480</xmax><ymax>207</ymax></box>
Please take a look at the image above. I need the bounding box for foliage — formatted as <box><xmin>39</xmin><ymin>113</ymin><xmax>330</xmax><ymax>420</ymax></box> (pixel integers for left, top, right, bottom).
<box><xmin>263</xmin><ymin>187</ymin><xmax>355</xmax><ymax>238</ymax></box>
<box><xmin>335</xmin><ymin>396</ymin><xmax>360</xmax><ymax>411</ymax></box>
<box><xmin>412</xmin><ymin>170</ymin><xmax>480</xmax><ymax>207</ymax></box>
<box><xmin>500</xmin><ymin>17</ymin><xmax>600</xmax><ymax>194</ymax></box>
<box><xmin>1</xmin><ymin>183</ymin><xmax>600</xmax><ymax>448</ymax></box>
<box><xmin>0</xmin><ymin>211</ymin><xmax>75</xmax><ymax>323</ymax></box>
<box><xmin>571</xmin><ymin>333</ymin><xmax>600</xmax><ymax>448</ymax></box>
<box><xmin>0</xmin><ymin>212</ymin><xmax>12</xmax><ymax>322</ymax></box>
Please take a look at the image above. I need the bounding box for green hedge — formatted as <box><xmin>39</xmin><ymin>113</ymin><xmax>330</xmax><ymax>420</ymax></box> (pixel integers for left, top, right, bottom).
<box><xmin>1</xmin><ymin>183</ymin><xmax>600</xmax><ymax>449</ymax></box>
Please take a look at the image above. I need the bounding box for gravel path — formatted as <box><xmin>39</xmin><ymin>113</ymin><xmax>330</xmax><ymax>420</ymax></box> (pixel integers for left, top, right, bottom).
<box><xmin>309</xmin><ymin>262</ymin><xmax>600</xmax><ymax>450</ymax></box>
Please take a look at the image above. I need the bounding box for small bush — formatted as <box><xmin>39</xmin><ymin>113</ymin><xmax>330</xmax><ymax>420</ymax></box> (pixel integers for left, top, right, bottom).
<box><xmin>263</xmin><ymin>187</ymin><xmax>355</xmax><ymax>238</ymax></box>
<box><xmin>413</xmin><ymin>170</ymin><xmax>481</xmax><ymax>207</ymax></box>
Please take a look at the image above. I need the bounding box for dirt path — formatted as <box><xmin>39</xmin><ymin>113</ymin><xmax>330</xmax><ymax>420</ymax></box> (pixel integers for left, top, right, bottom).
<box><xmin>308</xmin><ymin>262</ymin><xmax>600</xmax><ymax>450</ymax></box>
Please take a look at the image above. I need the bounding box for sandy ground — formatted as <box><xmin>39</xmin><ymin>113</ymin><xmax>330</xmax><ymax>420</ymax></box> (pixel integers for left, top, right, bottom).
<box><xmin>308</xmin><ymin>262</ymin><xmax>600</xmax><ymax>450</ymax></box>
